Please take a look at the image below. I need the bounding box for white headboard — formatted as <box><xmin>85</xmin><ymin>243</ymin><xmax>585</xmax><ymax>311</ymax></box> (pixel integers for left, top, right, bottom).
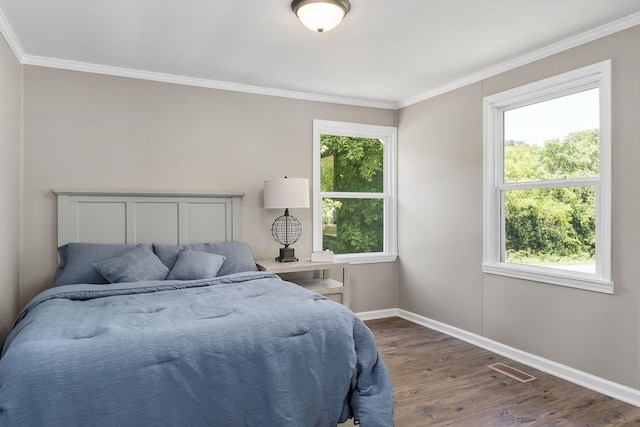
<box><xmin>53</xmin><ymin>190</ymin><xmax>244</xmax><ymax>247</ymax></box>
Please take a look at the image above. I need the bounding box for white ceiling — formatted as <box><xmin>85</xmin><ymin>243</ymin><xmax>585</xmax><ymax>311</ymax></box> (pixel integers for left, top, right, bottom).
<box><xmin>1</xmin><ymin>0</ymin><xmax>640</xmax><ymax>108</ymax></box>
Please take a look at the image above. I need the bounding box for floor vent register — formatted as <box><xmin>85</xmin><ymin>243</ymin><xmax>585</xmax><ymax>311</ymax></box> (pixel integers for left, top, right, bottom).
<box><xmin>488</xmin><ymin>362</ymin><xmax>538</xmax><ymax>383</ymax></box>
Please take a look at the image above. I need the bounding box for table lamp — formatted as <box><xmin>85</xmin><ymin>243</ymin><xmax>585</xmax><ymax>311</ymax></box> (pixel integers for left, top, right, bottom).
<box><xmin>264</xmin><ymin>177</ymin><xmax>310</xmax><ymax>262</ymax></box>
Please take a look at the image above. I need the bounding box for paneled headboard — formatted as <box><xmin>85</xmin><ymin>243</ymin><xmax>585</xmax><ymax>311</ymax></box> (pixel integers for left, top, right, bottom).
<box><xmin>53</xmin><ymin>189</ymin><xmax>244</xmax><ymax>246</ymax></box>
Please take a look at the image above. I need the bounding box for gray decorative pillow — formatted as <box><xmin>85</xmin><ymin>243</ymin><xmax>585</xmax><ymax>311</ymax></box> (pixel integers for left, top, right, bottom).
<box><xmin>166</xmin><ymin>250</ymin><xmax>226</xmax><ymax>281</ymax></box>
<box><xmin>154</xmin><ymin>242</ymin><xmax>257</xmax><ymax>276</ymax></box>
<box><xmin>93</xmin><ymin>246</ymin><xmax>169</xmax><ymax>283</ymax></box>
<box><xmin>53</xmin><ymin>243</ymin><xmax>153</xmax><ymax>287</ymax></box>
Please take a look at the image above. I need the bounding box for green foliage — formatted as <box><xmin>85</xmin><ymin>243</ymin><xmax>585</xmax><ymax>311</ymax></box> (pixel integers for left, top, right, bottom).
<box><xmin>320</xmin><ymin>135</ymin><xmax>384</xmax><ymax>254</ymax></box>
<box><xmin>539</xmin><ymin>131</ymin><xmax>600</xmax><ymax>178</ymax></box>
<box><xmin>504</xmin><ymin>141</ymin><xmax>542</xmax><ymax>182</ymax></box>
<box><xmin>319</xmin><ymin>128</ymin><xmax>599</xmax><ymax>261</ymax></box>
<box><xmin>320</xmin><ymin>135</ymin><xmax>383</xmax><ymax>192</ymax></box>
<box><xmin>504</xmin><ymin>129</ymin><xmax>599</xmax><ymax>265</ymax></box>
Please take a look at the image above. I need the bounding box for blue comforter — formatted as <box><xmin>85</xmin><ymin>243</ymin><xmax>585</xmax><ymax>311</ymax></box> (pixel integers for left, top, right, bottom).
<box><xmin>0</xmin><ymin>272</ymin><xmax>393</xmax><ymax>426</ymax></box>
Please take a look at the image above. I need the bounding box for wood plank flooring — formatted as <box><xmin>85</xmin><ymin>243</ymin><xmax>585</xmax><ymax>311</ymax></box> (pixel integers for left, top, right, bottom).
<box><xmin>345</xmin><ymin>317</ymin><xmax>640</xmax><ymax>426</ymax></box>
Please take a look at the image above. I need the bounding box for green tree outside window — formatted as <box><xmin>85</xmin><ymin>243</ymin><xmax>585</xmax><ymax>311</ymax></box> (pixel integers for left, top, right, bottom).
<box><xmin>320</xmin><ymin>135</ymin><xmax>384</xmax><ymax>254</ymax></box>
<box><xmin>504</xmin><ymin>129</ymin><xmax>599</xmax><ymax>267</ymax></box>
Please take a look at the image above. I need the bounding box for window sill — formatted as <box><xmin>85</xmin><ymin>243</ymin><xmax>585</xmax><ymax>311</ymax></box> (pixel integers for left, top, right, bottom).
<box><xmin>482</xmin><ymin>262</ymin><xmax>613</xmax><ymax>294</ymax></box>
<box><xmin>335</xmin><ymin>253</ymin><xmax>398</xmax><ymax>264</ymax></box>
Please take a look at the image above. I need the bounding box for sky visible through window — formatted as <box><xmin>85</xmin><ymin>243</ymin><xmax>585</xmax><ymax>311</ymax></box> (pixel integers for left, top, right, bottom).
<box><xmin>504</xmin><ymin>88</ymin><xmax>599</xmax><ymax>145</ymax></box>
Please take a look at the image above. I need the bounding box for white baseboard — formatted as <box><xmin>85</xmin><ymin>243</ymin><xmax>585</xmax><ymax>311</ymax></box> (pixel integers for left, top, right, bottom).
<box><xmin>356</xmin><ymin>308</ymin><xmax>398</xmax><ymax>321</ymax></box>
<box><xmin>355</xmin><ymin>308</ymin><xmax>640</xmax><ymax>408</ymax></box>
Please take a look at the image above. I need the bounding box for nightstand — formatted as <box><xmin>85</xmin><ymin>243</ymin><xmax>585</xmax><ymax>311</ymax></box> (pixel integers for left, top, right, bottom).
<box><xmin>255</xmin><ymin>258</ymin><xmax>350</xmax><ymax>308</ymax></box>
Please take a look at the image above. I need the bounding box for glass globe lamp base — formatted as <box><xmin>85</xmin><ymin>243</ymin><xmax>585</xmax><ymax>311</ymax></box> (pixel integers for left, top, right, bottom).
<box><xmin>276</xmin><ymin>247</ymin><xmax>298</xmax><ymax>262</ymax></box>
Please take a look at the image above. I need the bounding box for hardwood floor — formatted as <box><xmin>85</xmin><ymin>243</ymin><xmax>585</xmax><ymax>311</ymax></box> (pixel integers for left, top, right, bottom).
<box><xmin>346</xmin><ymin>317</ymin><xmax>640</xmax><ymax>426</ymax></box>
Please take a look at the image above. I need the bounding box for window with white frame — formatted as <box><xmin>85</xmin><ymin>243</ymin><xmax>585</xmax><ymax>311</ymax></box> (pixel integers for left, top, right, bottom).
<box><xmin>312</xmin><ymin>120</ymin><xmax>397</xmax><ymax>263</ymax></box>
<box><xmin>483</xmin><ymin>60</ymin><xmax>612</xmax><ymax>293</ymax></box>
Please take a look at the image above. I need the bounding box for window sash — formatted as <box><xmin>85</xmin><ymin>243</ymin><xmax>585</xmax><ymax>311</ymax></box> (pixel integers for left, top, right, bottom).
<box><xmin>320</xmin><ymin>196</ymin><xmax>388</xmax><ymax>255</ymax></box>
<box><xmin>313</xmin><ymin>120</ymin><xmax>398</xmax><ymax>263</ymax></box>
<box><xmin>483</xmin><ymin>60</ymin><xmax>612</xmax><ymax>293</ymax></box>
<box><xmin>499</xmin><ymin>184</ymin><xmax>597</xmax><ymax>267</ymax></box>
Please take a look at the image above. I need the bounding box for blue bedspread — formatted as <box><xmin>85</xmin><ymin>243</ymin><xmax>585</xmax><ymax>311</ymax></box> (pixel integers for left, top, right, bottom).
<box><xmin>0</xmin><ymin>272</ymin><xmax>393</xmax><ymax>426</ymax></box>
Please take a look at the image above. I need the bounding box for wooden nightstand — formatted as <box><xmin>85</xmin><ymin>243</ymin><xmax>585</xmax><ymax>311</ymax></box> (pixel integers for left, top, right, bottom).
<box><xmin>255</xmin><ymin>258</ymin><xmax>350</xmax><ymax>308</ymax></box>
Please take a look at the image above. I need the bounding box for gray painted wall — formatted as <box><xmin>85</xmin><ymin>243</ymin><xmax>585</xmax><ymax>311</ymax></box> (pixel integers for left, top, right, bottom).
<box><xmin>0</xmin><ymin>34</ymin><xmax>22</xmax><ymax>339</ymax></box>
<box><xmin>397</xmin><ymin>25</ymin><xmax>640</xmax><ymax>388</ymax></box>
<box><xmin>4</xmin><ymin>21</ymin><xmax>640</xmax><ymax>395</ymax></box>
<box><xmin>17</xmin><ymin>66</ymin><xmax>398</xmax><ymax>321</ymax></box>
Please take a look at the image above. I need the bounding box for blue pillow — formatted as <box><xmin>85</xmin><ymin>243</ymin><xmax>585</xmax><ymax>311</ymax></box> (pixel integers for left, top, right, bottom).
<box><xmin>154</xmin><ymin>242</ymin><xmax>257</xmax><ymax>276</ymax></box>
<box><xmin>165</xmin><ymin>250</ymin><xmax>226</xmax><ymax>281</ymax></box>
<box><xmin>53</xmin><ymin>243</ymin><xmax>153</xmax><ymax>286</ymax></box>
<box><xmin>93</xmin><ymin>246</ymin><xmax>169</xmax><ymax>283</ymax></box>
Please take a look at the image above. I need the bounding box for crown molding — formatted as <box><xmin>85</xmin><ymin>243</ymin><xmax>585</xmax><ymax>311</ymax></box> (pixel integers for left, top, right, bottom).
<box><xmin>397</xmin><ymin>11</ymin><xmax>640</xmax><ymax>108</ymax></box>
<box><xmin>1</xmin><ymin>3</ymin><xmax>396</xmax><ymax>109</ymax></box>
<box><xmin>2</xmin><ymin>7</ymin><xmax>640</xmax><ymax>111</ymax></box>
<box><xmin>20</xmin><ymin>54</ymin><xmax>398</xmax><ymax>110</ymax></box>
<box><xmin>0</xmin><ymin>7</ymin><xmax>24</xmax><ymax>61</ymax></box>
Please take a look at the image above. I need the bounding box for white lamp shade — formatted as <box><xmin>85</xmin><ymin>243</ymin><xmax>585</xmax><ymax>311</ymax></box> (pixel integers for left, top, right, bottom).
<box><xmin>264</xmin><ymin>178</ymin><xmax>310</xmax><ymax>209</ymax></box>
<box><xmin>295</xmin><ymin>2</ymin><xmax>346</xmax><ymax>32</ymax></box>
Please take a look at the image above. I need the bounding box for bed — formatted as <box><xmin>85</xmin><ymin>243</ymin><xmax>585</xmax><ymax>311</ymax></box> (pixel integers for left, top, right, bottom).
<box><xmin>0</xmin><ymin>190</ymin><xmax>393</xmax><ymax>426</ymax></box>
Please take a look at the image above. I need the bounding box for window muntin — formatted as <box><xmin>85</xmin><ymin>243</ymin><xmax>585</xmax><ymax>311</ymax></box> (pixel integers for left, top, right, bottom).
<box><xmin>313</xmin><ymin>120</ymin><xmax>397</xmax><ymax>262</ymax></box>
<box><xmin>483</xmin><ymin>61</ymin><xmax>612</xmax><ymax>293</ymax></box>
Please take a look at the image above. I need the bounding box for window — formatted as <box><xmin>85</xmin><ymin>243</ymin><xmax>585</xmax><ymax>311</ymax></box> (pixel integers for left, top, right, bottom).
<box><xmin>483</xmin><ymin>60</ymin><xmax>612</xmax><ymax>293</ymax></box>
<box><xmin>313</xmin><ymin>120</ymin><xmax>397</xmax><ymax>263</ymax></box>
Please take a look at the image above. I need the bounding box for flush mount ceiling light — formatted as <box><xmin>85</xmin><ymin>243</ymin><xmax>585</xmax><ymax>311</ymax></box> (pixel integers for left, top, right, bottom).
<box><xmin>291</xmin><ymin>0</ymin><xmax>351</xmax><ymax>33</ymax></box>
